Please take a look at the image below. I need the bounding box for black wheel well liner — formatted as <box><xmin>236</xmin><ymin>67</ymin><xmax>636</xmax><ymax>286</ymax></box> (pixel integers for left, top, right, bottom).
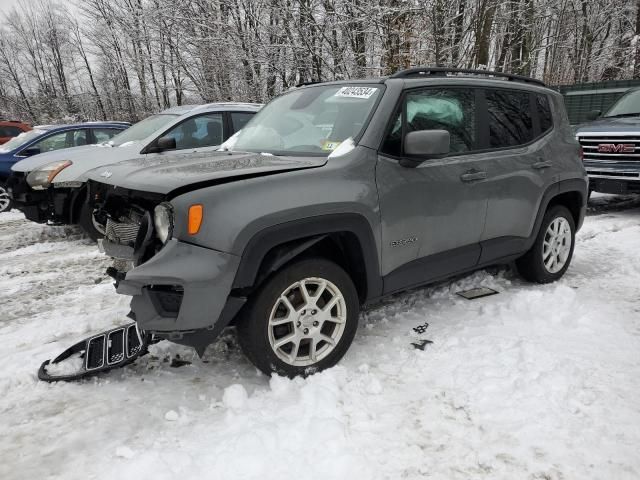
<box><xmin>546</xmin><ymin>190</ymin><xmax>582</xmax><ymax>226</ymax></box>
<box><xmin>69</xmin><ymin>185</ymin><xmax>88</xmax><ymax>224</ymax></box>
<box><xmin>231</xmin><ymin>213</ymin><xmax>382</xmax><ymax>304</ymax></box>
<box><xmin>528</xmin><ymin>178</ymin><xmax>587</xmax><ymax>250</ymax></box>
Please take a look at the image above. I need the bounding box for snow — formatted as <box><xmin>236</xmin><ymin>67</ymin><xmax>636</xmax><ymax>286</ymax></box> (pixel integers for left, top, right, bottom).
<box><xmin>43</xmin><ymin>352</ymin><xmax>84</xmax><ymax>376</ymax></box>
<box><xmin>1</xmin><ymin>195</ymin><xmax>640</xmax><ymax>480</ymax></box>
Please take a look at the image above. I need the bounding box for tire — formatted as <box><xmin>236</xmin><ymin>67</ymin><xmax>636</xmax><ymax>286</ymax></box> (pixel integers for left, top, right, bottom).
<box><xmin>516</xmin><ymin>205</ymin><xmax>576</xmax><ymax>283</ymax></box>
<box><xmin>237</xmin><ymin>258</ymin><xmax>359</xmax><ymax>377</ymax></box>
<box><xmin>0</xmin><ymin>183</ymin><xmax>12</xmax><ymax>213</ymax></box>
<box><xmin>78</xmin><ymin>200</ymin><xmax>104</xmax><ymax>241</ymax></box>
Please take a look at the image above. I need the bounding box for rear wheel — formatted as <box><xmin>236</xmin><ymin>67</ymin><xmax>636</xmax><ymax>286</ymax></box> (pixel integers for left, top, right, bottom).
<box><xmin>516</xmin><ymin>205</ymin><xmax>575</xmax><ymax>283</ymax></box>
<box><xmin>0</xmin><ymin>183</ymin><xmax>12</xmax><ymax>213</ymax></box>
<box><xmin>237</xmin><ymin>258</ymin><xmax>359</xmax><ymax>377</ymax></box>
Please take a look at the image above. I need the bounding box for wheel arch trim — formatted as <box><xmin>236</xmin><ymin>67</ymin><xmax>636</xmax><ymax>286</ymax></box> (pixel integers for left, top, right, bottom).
<box><xmin>527</xmin><ymin>178</ymin><xmax>587</xmax><ymax>251</ymax></box>
<box><xmin>231</xmin><ymin>213</ymin><xmax>383</xmax><ymax>302</ymax></box>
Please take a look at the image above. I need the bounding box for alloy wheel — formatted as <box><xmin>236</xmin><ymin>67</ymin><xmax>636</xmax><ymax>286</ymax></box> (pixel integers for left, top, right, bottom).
<box><xmin>267</xmin><ymin>277</ymin><xmax>347</xmax><ymax>367</ymax></box>
<box><xmin>542</xmin><ymin>217</ymin><xmax>572</xmax><ymax>274</ymax></box>
<box><xmin>0</xmin><ymin>186</ymin><xmax>10</xmax><ymax>213</ymax></box>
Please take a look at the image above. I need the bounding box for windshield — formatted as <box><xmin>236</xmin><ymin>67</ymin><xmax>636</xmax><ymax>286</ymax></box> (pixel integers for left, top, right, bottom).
<box><xmin>605</xmin><ymin>89</ymin><xmax>640</xmax><ymax>117</ymax></box>
<box><xmin>230</xmin><ymin>85</ymin><xmax>382</xmax><ymax>155</ymax></box>
<box><xmin>0</xmin><ymin>129</ymin><xmax>46</xmax><ymax>153</ymax></box>
<box><xmin>109</xmin><ymin>114</ymin><xmax>179</xmax><ymax>147</ymax></box>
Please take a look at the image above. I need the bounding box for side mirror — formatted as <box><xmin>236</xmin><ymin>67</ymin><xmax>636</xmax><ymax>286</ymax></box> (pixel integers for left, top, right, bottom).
<box><xmin>20</xmin><ymin>147</ymin><xmax>41</xmax><ymax>157</ymax></box>
<box><xmin>401</xmin><ymin>130</ymin><xmax>450</xmax><ymax>167</ymax></box>
<box><xmin>586</xmin><ymin>110</ymin><xmax>601</xmax><ymax>121</ymax></box>
<box><xmin>147</xmin><ymin>136</ymin><xmax>176</xmax><ymax>153</ymax></box>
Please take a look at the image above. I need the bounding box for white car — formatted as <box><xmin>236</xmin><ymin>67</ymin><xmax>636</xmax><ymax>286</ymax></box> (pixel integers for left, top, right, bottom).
<box><xmin>9</xmin><ymin>102</ymin><xmax>261</xmax><ymax>238</ymax></box>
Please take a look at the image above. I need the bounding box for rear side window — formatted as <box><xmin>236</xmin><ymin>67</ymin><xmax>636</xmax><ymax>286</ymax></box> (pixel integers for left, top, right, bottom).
<box><xmin>537</xmin><ymin>94</ymin><xmax>553</xmax><ymax>133</ymax></box>
<box><xmin>381</xmin><ymin>88</ymin><xmax>476</xmax><ymax>156</ymax></box>
<box><xmin>486</xmin><ymin>89</ymin><xmax>534</xmax><ymax>148</ymax></box>
<box><xmin>230</xmin><ymin>112</ymin><xmax>254</xmax><ymax>133</ymax></box>
<box><xmin>92</xmin><ymin>128</ymin><xmax>122</xmax><ymax>143</ymax></box>
<box><xmin>73</xmin><ymin>129</ymin><xmax>88</xmax><ymax>146</ymax></box>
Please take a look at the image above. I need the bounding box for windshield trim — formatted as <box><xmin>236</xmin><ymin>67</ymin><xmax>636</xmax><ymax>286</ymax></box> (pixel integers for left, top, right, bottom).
<box><xmin>230</xmin><ymin>83</ymin><xmax>386</xmax><ymax>157</ymax></box>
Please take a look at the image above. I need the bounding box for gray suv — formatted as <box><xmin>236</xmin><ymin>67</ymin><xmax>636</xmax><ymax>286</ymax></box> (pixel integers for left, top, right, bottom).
<box><xmin>86</xmin><ymin>68</ymin><xmax>588</xmax><ymax>377</ymax></box>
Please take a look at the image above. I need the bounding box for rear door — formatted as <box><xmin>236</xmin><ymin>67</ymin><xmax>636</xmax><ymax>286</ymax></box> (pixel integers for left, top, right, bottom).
<box><xmin>477</xmin><ymin>89</ymin><xmax>556</xmax><ymax>262</ymax></box>
<box><xmin>376</xmin><ymin>87</ymin><xmax>490</xmax><ymax>293</ymax></box>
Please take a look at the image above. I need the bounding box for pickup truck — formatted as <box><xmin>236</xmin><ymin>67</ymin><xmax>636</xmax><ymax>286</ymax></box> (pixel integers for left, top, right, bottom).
<box><xmin>576</xmin><ymin>87</ymin><xmax>640</xmax><ymax>196</ymax></box>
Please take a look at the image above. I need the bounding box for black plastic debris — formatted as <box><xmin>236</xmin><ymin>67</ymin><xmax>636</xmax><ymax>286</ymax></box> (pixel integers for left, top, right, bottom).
<box><xmin>413</xmin><ymin>322</ymin><xmax>429</xmax><ymax>334</ymax></box>
<box><xmin>411</xmin><ymin>339</ymin><xmax>434</xmax><ymax>351</ymax></box>
<box><xmin>456</xmin><ymin>287</ymin><xmax>499</xmax><ymax>300</ymax></box>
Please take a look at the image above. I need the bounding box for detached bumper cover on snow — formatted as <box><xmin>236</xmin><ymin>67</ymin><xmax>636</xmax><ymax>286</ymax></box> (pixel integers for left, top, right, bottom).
<box><xmin>116</xmin><ymin>239</ymin><xmax>243</xmax><ymax>334</ymax></box>
<box><xmin>38</xmin><ymin>323</ymin><xmax>152</xmax><ymax>382</ymax></box>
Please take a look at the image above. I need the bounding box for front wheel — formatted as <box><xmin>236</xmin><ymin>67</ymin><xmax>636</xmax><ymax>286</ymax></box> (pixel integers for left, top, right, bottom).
<box><xmin>0</xmin><ymin>183</ymin><xmax>12</xmax><ymax>213</ymax></box>
<box><xmin>237</xmin><ymin>258</ymin><xmax>359</xmax><ymax>377</ymax></box>
<box><xmin>516</xmin><ymin>205</ymin><xmax>576</xmax><ymax>283</ymax></box>
<box><xmin>78</xmin><ymin>200</ymin><xmax>104</xmax><ymax>241</ymax></box>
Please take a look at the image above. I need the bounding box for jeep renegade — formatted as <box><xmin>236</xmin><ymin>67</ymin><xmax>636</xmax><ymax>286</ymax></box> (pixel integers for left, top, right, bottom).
<box><xmin>85</xmin><ymin>67</ymin><xmax>588</xmax><ymax>377</ymax></box>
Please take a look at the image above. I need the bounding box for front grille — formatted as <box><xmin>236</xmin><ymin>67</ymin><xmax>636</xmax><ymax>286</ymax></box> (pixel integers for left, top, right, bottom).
<box><xmin>578</xmin><ymin>135</ymin><xmax>640</xmax><ymax>162</ymax></box>
<box><xmin>105</xmin><ymin>214</ymin><xmax>142</xmax><ymax>246</ymax></box>
<box><xmin>588</xmin><ymin>170</ymin><xmax>640</xmax><ymax>178</ymax></box>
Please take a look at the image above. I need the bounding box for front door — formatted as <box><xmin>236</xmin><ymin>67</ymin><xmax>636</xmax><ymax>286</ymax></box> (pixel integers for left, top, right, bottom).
<box><xmin>376</xmin><ymin>87</ymin><xmax>489</xmax><ymax>294</ymax></box>
<box><xmin>147</xmin><ymin>113</ymin><xmax>226</xmax><ymax>157</ymax></box>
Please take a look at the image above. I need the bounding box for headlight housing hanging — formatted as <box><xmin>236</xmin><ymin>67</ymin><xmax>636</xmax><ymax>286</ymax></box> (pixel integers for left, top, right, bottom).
<box><xmin>154</xmin><ymin>202</ymin><xmax>174</xmax><ymax>244</ymax></box>
<box><xmin>26</xmin><ymin>160</ymin><xmax>73</xmax><ymax>190</ymax></box>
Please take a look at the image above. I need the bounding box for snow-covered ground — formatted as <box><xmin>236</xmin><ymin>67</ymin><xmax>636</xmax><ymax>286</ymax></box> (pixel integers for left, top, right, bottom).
<box><xmin>1</xmin><ymin>194</ymin><xmax>639</xmax><ymax>480</ymax></box>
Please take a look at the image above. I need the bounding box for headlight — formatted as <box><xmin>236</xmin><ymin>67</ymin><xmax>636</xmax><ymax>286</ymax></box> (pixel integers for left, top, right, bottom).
<box><xmin>154</xmin><ymin>203</ymin><xmax>174</xmax><ymax>244</ymax></box>
<box><xmin>26</xmin><ymin>160</ymin><xmax>72</xmax><ymax>190</ymax></box>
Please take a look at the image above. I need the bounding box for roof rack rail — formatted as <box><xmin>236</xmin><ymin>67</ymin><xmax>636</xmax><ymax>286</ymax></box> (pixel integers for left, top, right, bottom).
<box><xmin>390</xmin><ymin>67</ymin><xmax>546</xmax><ymax>87</ymax></box>
<box><xmin>295</xmin><ymin>80</ymin><xmax>321</xmax><ymax>88</ymax></box>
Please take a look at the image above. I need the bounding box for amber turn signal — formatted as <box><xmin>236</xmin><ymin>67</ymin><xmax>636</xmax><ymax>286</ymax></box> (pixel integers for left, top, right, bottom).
<box><xmin>188</xmin><ymin>204</ymin><xmax>203</xmax><ymax>235</ymax></box>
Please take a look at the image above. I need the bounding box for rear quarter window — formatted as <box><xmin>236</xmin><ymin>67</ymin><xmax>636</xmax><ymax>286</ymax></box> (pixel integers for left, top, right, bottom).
<box><xmin>486</xmin><ymin>89</ymin><xmax>534</xmax><ymax>148</ymax></box>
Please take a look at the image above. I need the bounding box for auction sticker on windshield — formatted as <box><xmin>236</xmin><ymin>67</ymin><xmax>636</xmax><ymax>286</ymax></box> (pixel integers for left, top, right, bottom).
<box><xmin>335</xmin><ymin>86</ymin><xmax>377</xmax><ymax>99</ymax></box>
<box><xmin>321</xmin><ymin>140</ymin><xmax>341</xmax><ymax>151</ymax></box>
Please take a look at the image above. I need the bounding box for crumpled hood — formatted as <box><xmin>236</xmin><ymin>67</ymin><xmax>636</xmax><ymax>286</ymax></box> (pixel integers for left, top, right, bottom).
<box><xmin>576</xmin><ymin>116</ymin><xmax>640</xmax><ymax>135</ymax></box>
<box><xmin>86</xmin><ymin>151</ymin><xmax>327</xmax><ymax>195</ymax></box>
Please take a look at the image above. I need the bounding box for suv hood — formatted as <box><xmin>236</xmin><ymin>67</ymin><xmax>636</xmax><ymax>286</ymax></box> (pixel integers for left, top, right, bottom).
<box><xmin>576</xmin><ymin>116</ymin><xmax>640</xmax><ymax>135</ymax></box>
<box><xmin>86</xmin><ymin>151</ymin><xmax>327</xmax><ymax>195</ymax></box>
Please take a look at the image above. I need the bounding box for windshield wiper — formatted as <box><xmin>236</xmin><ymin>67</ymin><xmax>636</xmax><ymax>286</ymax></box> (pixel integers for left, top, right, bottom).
<box><xmin>604</xmin><ymin>112</ymin><xmax>640</xmax><ymax>118</ymax></box>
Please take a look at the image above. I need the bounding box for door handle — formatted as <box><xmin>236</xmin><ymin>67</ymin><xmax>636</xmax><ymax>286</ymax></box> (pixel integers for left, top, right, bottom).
<box><xmin>532</xmin><ymin>160</ymin><xmax>552</xmax><ymax>169</ymax></box>
<box><xmin>460</xmin><ymin>170</ymin><xmax>487</xmax><ymax>182</ymax></box>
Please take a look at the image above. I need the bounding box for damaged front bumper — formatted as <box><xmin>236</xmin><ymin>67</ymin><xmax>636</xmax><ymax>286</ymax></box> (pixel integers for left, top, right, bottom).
<box><xmin>114</xmin><ymin>238</ymin><xmax>245</xmax><ymax>353</ymax></box>
<box><xmin>8</xmin><ymin>172</ymin><xmax>81</xmax><ymax>224</ymax></box>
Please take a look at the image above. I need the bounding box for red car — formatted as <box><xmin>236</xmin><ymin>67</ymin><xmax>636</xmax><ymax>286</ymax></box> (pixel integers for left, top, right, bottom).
<box><xmin>0</xmin><ymin>120</ymin><xmax>31</xmax><ymax>145</ymax></box>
